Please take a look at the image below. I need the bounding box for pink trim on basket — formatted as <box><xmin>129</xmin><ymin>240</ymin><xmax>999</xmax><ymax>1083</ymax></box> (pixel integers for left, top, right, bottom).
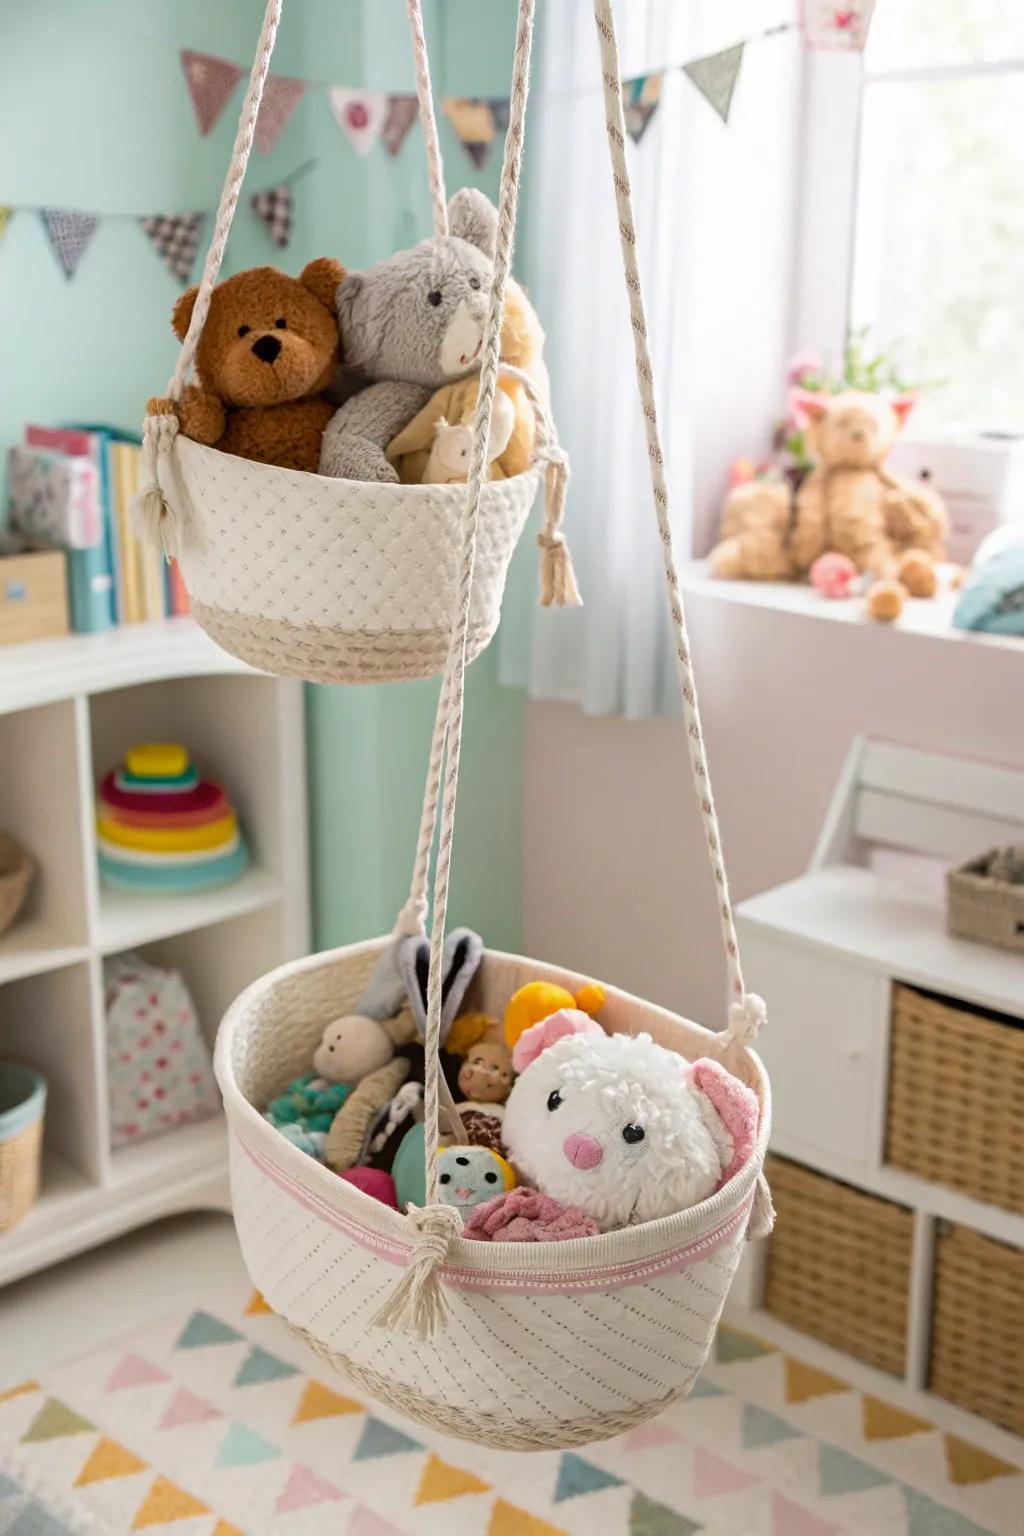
<box><xmin>237</xmin><ymin>1131</ymin><xmax>754</xmax><ymax>1295</ymax></box>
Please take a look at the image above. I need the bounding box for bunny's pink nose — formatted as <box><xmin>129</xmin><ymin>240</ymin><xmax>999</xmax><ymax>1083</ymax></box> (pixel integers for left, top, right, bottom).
<box><xmin>563</xmin><ymin>1132</ymin><xmax>604</xmax><ymax>1170</ymax></box>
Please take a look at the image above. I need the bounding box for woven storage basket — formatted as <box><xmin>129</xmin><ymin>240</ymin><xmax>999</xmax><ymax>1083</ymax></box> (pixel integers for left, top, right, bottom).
<box><xmin>930</xmin><ymin>1222</ymin><xmax>1024</xmax><ymax>1437</ymax></box>
<box><xmin>947</xmin><ymin>852</ymin><xmax>1024</xmax><ymax>955</ymax></box>
<box><xmin>215</xmin><ymin>940</ymin><xmax>771</xmax><ymax>1451</ymax></box>
<box><xmin>0</xmin><ymin>833</ymin><xmax>34</xmax><ymax>938</ymax></box>
<box><xmin>887</xmin><ymin>983</ymin><xmax>1024</xmax><ymax>1216</ymax></box>
<box><xmin>0</xmin><ymin>1064</ymin><xmax>46</xmax><ymax>1234</ymax></box>
<box><xmin>763</xmin><ymin>1155</ymin><xmax>913</xmax><ymax>1376</ymax></box>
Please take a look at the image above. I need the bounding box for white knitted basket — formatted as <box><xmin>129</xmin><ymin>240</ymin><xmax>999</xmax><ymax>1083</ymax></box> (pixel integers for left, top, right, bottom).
<box><xmin>214</xmin><ymin>939</ymin><xmax>771</xmax><ymax>1451</ymax></box>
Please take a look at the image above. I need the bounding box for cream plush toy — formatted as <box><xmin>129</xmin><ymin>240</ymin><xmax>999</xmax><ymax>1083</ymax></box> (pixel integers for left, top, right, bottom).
<box><xmin>502</xmin><ymin>1011</ymin><xmax>759</xmax><ymax>1231</ymax></box>
<box><xmin>418</xmin><ymin>389</ymin><xmax>516</xmax><ymax>485</ymax></box>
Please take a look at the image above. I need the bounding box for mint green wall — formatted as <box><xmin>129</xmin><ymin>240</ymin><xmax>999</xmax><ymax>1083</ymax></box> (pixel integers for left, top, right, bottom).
<box><xmin>0</xmin><ymin>0</ymin><xmax>524</xmax><ymax>950</ymax></box>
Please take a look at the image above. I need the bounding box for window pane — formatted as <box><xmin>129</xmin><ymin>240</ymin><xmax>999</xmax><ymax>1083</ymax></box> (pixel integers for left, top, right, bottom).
<box><xmin>850</xmin><ymin>74</ymin><xmax>1024</xmax><ymax>434</ymax></box>
<box><xmin>867</xmin><ymin>0</ymin><xmax>1024</xmax><ymax>71</ymax></box>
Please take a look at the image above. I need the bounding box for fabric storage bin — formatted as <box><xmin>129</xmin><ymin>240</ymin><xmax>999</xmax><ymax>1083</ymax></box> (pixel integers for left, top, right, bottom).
<box><xmin>887</xmin><ymin>983</ymin><xmax>1024</xmax><ymax>1215</ymax></box>
<box><xmin>0</xmin><ymin>1064</ymin><xmax>46</xmax><ymax>1233</ymax></box>
<box><xmin>0</xmin><ymin>833</ymin><xmax>34</xmax><ymax>938</ymax></box>
<box><xmin>105</xmin><ymin>954</ymin><xmax>219</xmax><ymax>1148</ymax></box>
<box><xmin>763</xmin><ymin>1155</ymin><xmax>913</xmax><ymax>1376</ymax></box>
<box><xmin>930</xmin><ymin>1222</ymin><xmax>1024</xmax><ymax>1437</ymax></box>
<box><xmin>947</xmin><ymin>850</ymin><xmax>1024</xmax><ymax>955</ymax></box>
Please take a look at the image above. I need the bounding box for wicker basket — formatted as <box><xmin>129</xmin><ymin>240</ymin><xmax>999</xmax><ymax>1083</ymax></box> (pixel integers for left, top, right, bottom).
<box><xmin>947</xmin><ymin>851</ymin><xmax>1024</xmax><ymax>955</ymax></box>
<box><xmin>0</xmin><ymin>1063</ymin><xmax>46</xmax><ymax>1233</ymax></box>
<box><xmin>887</xmin><ymin>983</ymin><xmax>1024</xmax><ymax>1215</ymax></box>
<box><xmin>215</xmin><ymin>939</ymin><xmax>771</xmax><ymax>1451</ymax></box>
<box><xmin>930</xmin><ymin>1222</ymin><xmax>1024</xmax><ymax>1437</ymax></box>
<box><xmin>763</xmin><ymin>1155</ymin><xmax>913</xmax><ymax>1375</ymax></box>
<box><xmin>0</xmin><ymin>833</ymin><xmax>34</xmax><ymax>938</ymax></box>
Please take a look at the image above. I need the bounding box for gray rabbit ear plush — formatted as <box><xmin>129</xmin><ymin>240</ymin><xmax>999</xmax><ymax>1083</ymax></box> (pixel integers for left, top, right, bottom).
<box><xmin>319</xmin><ymin>189</ymin><xmax>499</xmax><ymax>483</ymax></box>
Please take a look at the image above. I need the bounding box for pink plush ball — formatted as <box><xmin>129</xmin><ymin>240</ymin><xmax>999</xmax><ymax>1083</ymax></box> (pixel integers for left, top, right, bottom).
<box><xmin>810</xmin><ymin>552</ymin><xmax>858</xmax><ymax>599</ymax></box>
<box><xmin>338</xmin><ymin>1167</ymin><xmax>398</xmax><ymax>1209</ymax></box>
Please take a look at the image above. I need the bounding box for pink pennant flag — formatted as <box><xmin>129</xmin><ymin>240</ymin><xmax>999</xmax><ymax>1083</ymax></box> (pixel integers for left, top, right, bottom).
<box><xmin>382</xmin><ymin>95</ymin><xmax>418</xmax><ymax>158</ymax></box>
<box><xmin>693</xmin><ymin>1446</ymin><xmax>760</xmax><ymax>1497</ymax></box>
<box><xmin>105</xmin><ymin>1354</ymin><xmax>170</xmax><ymax>1392</ymax></box>
<box><xmin>328</xmin><ymin>89</ymin><xmax>388</xmax><ymax>156</ymax></box>
<box><xmin>255</xmin><ymin>74</ymin><xmax>307</xmax><ymax>153</ymax></box>
<box><xmin>800</xmin><ymin>1</ymin><xmax>877</xmax><ymax>50</ymax></box>
<box><xmin>159</xmin><ymin>1387</ymin><xmax>220</xmax><ymax>1430</ymax></box>
<box><xmin>275</xmin><ymin>1463</ymin><xmax>344</xmax><ymax>1513</ymax></box>
<box><xmin>180</xmin><ymin>50</ymin><xmax>243</xmax><ymax>136</ymax></box>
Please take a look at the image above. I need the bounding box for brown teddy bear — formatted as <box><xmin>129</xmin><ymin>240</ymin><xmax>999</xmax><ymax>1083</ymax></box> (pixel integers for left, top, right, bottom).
<box><xmin>148</xmin><ymin>260</ymin><xmax>345</xmax><ymax>473</ymax></box>
<box><xmin>709</xmin><ymin>477</ymin><xmax>799</xmax><ymax>582</ymax></box>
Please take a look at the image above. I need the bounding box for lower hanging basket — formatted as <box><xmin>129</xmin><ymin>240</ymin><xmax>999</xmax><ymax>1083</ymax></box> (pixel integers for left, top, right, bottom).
<box><xmin>163</xmin><ymin>438</ymin><xmax>543</xmax><ymax>686</ymax></box>
<box><xmin>214</xmin><ymin>939</ymin><xmax>771</xmax><ymax>1451</ymax></box>
<box><xmin>0</xmin><ymin>1063</ymin><xmax>46</xmax><ymax>1234</ymax></box>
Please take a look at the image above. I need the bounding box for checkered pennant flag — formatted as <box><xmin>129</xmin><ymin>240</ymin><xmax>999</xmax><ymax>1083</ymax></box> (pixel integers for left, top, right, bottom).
<box><xmin>140</xmin><ymin>213</ymin><xmax>206</xmax><ymax>285</ymax></box>
<box><xmin>250</xmin><ymin>184</ymin><xmax>294</xmax><ymax>249</ymax></box>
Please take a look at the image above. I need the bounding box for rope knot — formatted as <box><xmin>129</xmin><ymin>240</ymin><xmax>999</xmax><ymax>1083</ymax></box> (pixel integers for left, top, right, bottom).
<box><xmin>726</xmin><ymin>992</ymin><xmax>767</xmax><ymax>1049</ymax></box>
<box><xmin>134</xmin><ymin>411</ymin><xmax>182</xmax><ymax>560</ymax></box>
<box><xmin>371</xmin><ymin>1205</ymin><xmax>463</xmax><ymax>1341</ymax></box>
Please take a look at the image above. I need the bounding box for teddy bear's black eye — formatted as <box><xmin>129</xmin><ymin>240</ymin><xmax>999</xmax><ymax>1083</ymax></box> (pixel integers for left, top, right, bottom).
<box><xmin>440</xmin><ymin>1172</ymin><xmax>451</xmax><ymax>1185</ymax></box>
<box><xmin>237</xmin><ymin>324</ymin><xmax>251</xmax><ymax>337</ymax></box>
<box><xmin>427</xmin><ymin>289</ymin><xmax>443</xmax><ymax>306</ymax></box>
<box><xmin>274</xmin><ymin>317</ymin><xmax>287</xmax><ymax>328</ymax></box>
<box><xmin>547</xmin><ymin>1090</ymin><xmax>563</xmax><ymax>1112</ymax></box>
<box><xmin>485</xmin><ymin>1170</ymin><xmax>498</xmax><ymax>1183</ymax></box>
<box><xmin>622</xmin><ymin>1124</ymin><xmax>645</xmax><ymax>1144</ymax></box>
<box><xmin>469</xmin><ymin>276</ymin><xmax>481</xmax><ymax>290</ymax></box>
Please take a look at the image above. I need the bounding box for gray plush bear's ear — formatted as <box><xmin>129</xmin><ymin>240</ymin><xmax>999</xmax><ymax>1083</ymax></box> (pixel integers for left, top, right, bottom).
<box><xmin>447</xmin><ymin>188</ymin><xmax>498</xmax><ymax>257</ymax></box>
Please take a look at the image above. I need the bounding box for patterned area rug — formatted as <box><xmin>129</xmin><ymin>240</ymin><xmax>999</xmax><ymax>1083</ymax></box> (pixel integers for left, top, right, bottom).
<box><xmin>1</xmin><ymin>1290</ymin><xmax>1021</xmax><ymax>1535</ymax></box>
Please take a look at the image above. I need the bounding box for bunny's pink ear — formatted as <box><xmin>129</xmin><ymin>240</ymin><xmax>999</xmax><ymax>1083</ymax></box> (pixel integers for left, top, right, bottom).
<box><xmin>890</xmin><ymin>394</ymin><xmax>917</xmax><ymax>428</ymax></box>
<box><xmin>789</xmin><ymin>388</ymin><xmax>831</xmax><ymax>425</ymax></box>
<box><xmin>690</xmin><ymin>1058</ymin><xmax>759</xmax><ymax>1186</ymax></box>
<box><xmin>512</xmin><ymin>1009</ymin><xmax>603</xmax><ymax>1074</ymax></box>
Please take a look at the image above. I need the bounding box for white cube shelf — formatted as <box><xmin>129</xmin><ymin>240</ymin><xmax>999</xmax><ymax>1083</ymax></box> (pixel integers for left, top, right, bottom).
<box><xmin>0</xmin><ymin>620</ymin><xmax>309</xmax><ymax>1287</ymax></box>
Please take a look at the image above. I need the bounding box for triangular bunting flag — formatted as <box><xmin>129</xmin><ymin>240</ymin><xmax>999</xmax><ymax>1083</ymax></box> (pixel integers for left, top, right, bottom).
<box><xmin>802</xmin><ymin>1</ymin><xmax>877</xmax><ymax>51</ymax></box>
<box><xmin>215</xmin><ymin>1422</ymin><xmax>280</xmax><ymax>1468</ymax></box>
<box><xmin>784</xmin><ymin>1358</ymin><xmax>849</xmax><ymax>1405</ymax></box>
<box><xmin>629</xmin><ymin>1490</ymin><xmax>701</xmax><ymax>1536</ymax></box>
<box><xmin>255</xmin><ymin>74</ymin><xmax>306</xmax><ymax>153</ymax></box>
<box><xmin>347</xmin><ymin>1507</ymin><xmax>406</xmax><ymax>1536</ymax></box>
<box><xmin>353</xmin><ymin>1415</ymin><xmax>423</xmax><ymax>1460</ymax></box>
<box><xmin>382</xmin><ymin>95</ymin><xmax>418</xmax><ymax>158</ymax></box>
<box><xmin>621</xmin><ymin>74</ymin><xmax>663</xmax><ymax>145</ymax></box>
<box><xmin>771</xmin><ymin>1491</ymin><xmax>844</xmax><ymax>1536</ymax></box>
<box><xmin>175</xmin><ymin>1311</ymin><xmax>242</xmax><ymax>1349</ymax></box>
<box><xmin>21</xmin><ymin>1400</ymin><xmax>95</xmax><ymax>1443</ymax></box>
<box><xmin>861</xmin><ymin>1394</ymin><xmax>932</xmax><ymax>1441</ymax></box>
<box><xmin>245</xmin><ymin>1290</ymin><xmax>272</xmax><ymax>1316</ymax></box>
<box><xmin>943</xmin><ymin>1434</ymin><xmax>1020</xmax><ymax>1486</ymax></box>
<box><xmin>159</xmin><ymin>1387</ymin><xmax>220</xmax><ymax>1430</ymax></box>
<box><xmin>683</xmin><ymin>43</ymin><xmax>745</xmax><ymax>124</ymax></box>
<box><xmin>818</xmin><ymin>1443</ymin><xmax>891</xmax><ymax>1496</ymax></box>
<box><xmin>716</xmin><ymin>1326</ymin><xmax>775</xmax><ymax>1363</ymax></box>
<box><xmin>741</xmin><ymin>1403</ymin><xmax>802</xmax><ymax>1449</ymax></box>
<box><xmin>0</xmin><ymin>207</ymin><xmax>11</xmax><ymax>249</ymax></box>
<box><xmin>275</xmin><ymin>1463</ymin><xmax>344</xmax><ymax>1513</ymax></box>
<box><xmin>415</xmin><ymin>1453</ymin><xmax>490</xmax><ymax>1505</ymax></box>
<box><xmin>106</xmin><ymin>1355</ymin><xmax>170</xmax><ymax>1392</ymax></box>
<box><xmin>292</xmin><ymin>1380</ymin><xmax>362</xmax><ymax>1425</ymax></box>
<box><xmin>131</xmin><ymin>1475</ymin><xmax>208</xmax><ymax>1529</ymax></box>
<box><xmin>180</xmin><ymin>50</ymin><xmax>243</xmax><ymax>135</ymax></box>
<box><xmin>689</xmin><ymin>1375</ymin><xmax>725</xmax><ymax>1397</ymax></box>
<box><xmin>488</xmin><ymin>1501</ymin><xmax>567</xmax><ymax>1536</ymax></box>
<box><xmin>443</xmin><ymin>97</ymin><xmax>508</xmax><ymax>170</ymax></box>
<box><xmin>623</xmin><ymin>1422</ymin><xmax>682</xmax><ymax>1450</ymax></box>
<box><xmin>554</xmin><ymin>1453</ymin><xmax>624</xmax><ymax>1502</ymax></box>
<box><xmin>232</xmin><ymin>1346</ymin><xmax>298</xmax><ymax>1387</ymax></box>
<box><xmin>903</xmin><ymin>1486</ymin><xmax>993</xmax><ymax>1536</ymax></box>
<box><xmin>140</xmin><ymin>214</ymin><xmax>205</xmax><ymax>285</ymax></box>
<box><xmin>250</xmin><ymin>185</ymin><xmax>294</xmax><ymax>250</ymax></box>
<box><xmin>0</xmin><ymin>1381</ymin><xmax>38</xmax><ymax>1406</ymax></box>
<box><xmin>41</xmin><ymin>210</ymin><xmax>98</xmax><ymax>280</ymax></box>
<box><xmin>328</xmin><ymin>88</ymin><xmax>388</xmax><ymax>156</ymax></box>
<box><xmin>75</xmin><ymin>1438</ymin><xmax>148</xmax><ymax>1487</ymax></box>
<box><xmin>693</xmin><ymin>1445</ymin><xmax>760</xmax><ymax>1497</ymax></box>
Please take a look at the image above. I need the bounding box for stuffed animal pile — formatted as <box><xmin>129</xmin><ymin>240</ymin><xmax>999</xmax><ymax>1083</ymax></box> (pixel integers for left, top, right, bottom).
<box><xmin>263</xmin><ymin>933</ymin><xmax>760</xmax><ymax>1241</ymax></box>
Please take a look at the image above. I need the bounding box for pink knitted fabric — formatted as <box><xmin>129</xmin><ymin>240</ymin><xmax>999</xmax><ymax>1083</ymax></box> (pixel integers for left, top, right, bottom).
<box><xmin>463</xmin><ymin>1187</ymin><xmax>600</xmax><ymax>1243</ymax></box>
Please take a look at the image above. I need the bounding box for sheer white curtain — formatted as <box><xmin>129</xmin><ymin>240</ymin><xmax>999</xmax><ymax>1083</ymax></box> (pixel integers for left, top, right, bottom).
<box><xmin>499</xmin><ymin>0</ymin><xmax>703</xmax><ymax>719</ymax></box>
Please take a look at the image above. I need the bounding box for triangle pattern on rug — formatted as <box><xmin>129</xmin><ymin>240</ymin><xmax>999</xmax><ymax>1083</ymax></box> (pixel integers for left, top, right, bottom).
<box><xmin>215</xmin><ymin>1422</ymin><xmax>281</xmax><ymax>1468</ymax></box>
<box><xmin>245</xmin><ymin>1291</ymin><xmax>272</xmax><ymax>1316</ymax></box>
<box><xmin>347</xmin><ymin>1507</ymin><xmax>408</xmax><ymax>1536</ymax></box>
<box><xmin>943</xmin><ymin>1433</ymin><xmax>1021</xmax><ymax>1486</ymax></box>
<box><xmin>693</xmin><ymin>1445</ymin><xmax>759</xmax><ymax>1497</ymax></box>
<box><xmin>292</xmin><ymin>1379</ymin><xmax>362</xmax><ymax>1424</ymax></box>
<box><xmin>554</xmin><ymin>1453</ymin><xmax>625</xmax><ymax>1502</ymax></box>
<box><xmin>106</xmin><ymin>1355</ymin><xmax>170</xmax><ymax>1393</ymax></box>
<box><xmin>275</xmin><ymin>1462</ymin><xmax>344</xmax><ymax>1513</ymax></box>
<box><xmin>159</xmin><ymin>1387</ymin><xmax>220</xmax><ymax>1431</ymax></box>
<box><xmin>623</xmin><ymin>1422</ymin><xmax>683</xmax><ymax>1450</ymax></box>
<box><xmin>861</xmin><ymin>1394</ymin><xmax>933</xmax><ymax>1441</ymax></box>
<box><xmin>415</xmin><ymin>1452</ymin><xmax>490</xmax><ymax>1504</ymax></box>
<box><xmin>0</xmin><ymin>1472</ymin><xmax>19</xmax><ymax>1497</ymax></box>
<box><xmin>716</xmin><ymin>1326</ymin><xmax>775</xmax><ymax>1363</ymax></box>
<box><xmin>742</xmin><ymin>1403</ymin><xmax>802</xmax><ymax>1449</ymax></box>
<box><xmin>5</xmin><ymin>1501</ymin><xmax>74</xmax><ymax>1535</ymax></box>
<box><xmin>689</xmin><ymin>1376</ymin><xmax>725</xmax><ymax>1398</ymax></box>
<box><xmin>75</xmin><ymin>1437</ymin><xmax>147</xmax><ymax>1486</ymax></box>
<box><xmin>131</xmin><ymin>1475</ymin><xmax>207</xmax><ymax>1529</ymax></box>
<box><xmin>21</xmin><ymin>1400</ymin><xmax>95</xmax><ymax>1443</ymax></box>
<box><xmin>818</xmin><ymin>1442</ymin><xmax>892</xmax><ymax>1496</ymax></box>
<box><xmin>771</xmin><ymin>1490</ymin><xmax>844</xmax><ymax>1536</ymax></box>
<box><xmin>629</xmin><ymin>1490</ymin><xmax>702</xmax><ymax>1535</ymax></box>
<box><xmin>489</xmin><ymin>1500</ymin><xmax>568</xmax><ymax>1536</ymax></box>
<box><xmin>784</xmin><ymin>1358</ymin><xmax>849</xmax><ymax>1405</ymax></box>
<box><xmin>903</xmin><ymin>1486</ymin><xmax>995</xmax><ymax>1536</ymax></box>
<box><xmin>175</xmin><ymin>1312</ymin><xmax>243</xmax><ymax>1350</ymax></box>
<box><xmin>232</xmin><ymin>1346</ymin><xmax>298</xmax><ymax>1388</ymax></box>
<box><xmin>353</xmin><ymin>1415</ymin><xmax>423</xmax><ymax>1460</ymax></box>
<box><xmin>211</xmin><ymin>1523</ymin><xmax>245</xmax><ymax>1536</ymax></box>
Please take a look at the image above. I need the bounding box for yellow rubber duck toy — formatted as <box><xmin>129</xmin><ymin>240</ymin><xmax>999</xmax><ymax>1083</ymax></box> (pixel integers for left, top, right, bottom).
<box><xmin>503</xmin><ymin>979</ymin><xmax>606</xmax><ymax>1051</ymax></box>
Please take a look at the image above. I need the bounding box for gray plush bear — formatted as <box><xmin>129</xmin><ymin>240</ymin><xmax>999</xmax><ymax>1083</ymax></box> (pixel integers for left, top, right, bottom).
<box><xmin>318</xmin><ymin>188</ymin><xmax>500</xmax><ymax>483</ymax></box>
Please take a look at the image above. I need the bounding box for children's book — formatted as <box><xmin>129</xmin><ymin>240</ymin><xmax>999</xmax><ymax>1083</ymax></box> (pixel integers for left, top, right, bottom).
<box><xmin>25</xmin><ymin>426</ymin><xmax>115</xmax><ymax>632</ymax></box>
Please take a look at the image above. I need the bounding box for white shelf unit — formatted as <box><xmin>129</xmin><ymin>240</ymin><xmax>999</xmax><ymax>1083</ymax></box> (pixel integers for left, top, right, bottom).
<box><xmin>728</xmin><ymin>737</ymin><xmax>1024</xmax><ymax>1461</ymax></box>
<box><xmin>0</xmin><ymin>620</ymin><xmax>309</xmax><ymax>1287</ymax></box>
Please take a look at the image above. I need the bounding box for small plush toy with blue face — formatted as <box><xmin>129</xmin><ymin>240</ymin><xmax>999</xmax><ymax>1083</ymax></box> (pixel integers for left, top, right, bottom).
<box><xmin>437</xmin><ymin>1144</ymin><xmax>516</xmax><ymax>1218</ymax></box>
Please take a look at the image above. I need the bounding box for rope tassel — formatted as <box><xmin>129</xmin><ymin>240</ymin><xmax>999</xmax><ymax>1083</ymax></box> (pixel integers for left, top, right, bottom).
<box><xmin>371</xmin><ymin>1205</ymin><xmax>463</xmax><ymax>1341</ymax></box>
<box><xmin>537</xmin><ymin>455</ymin><xmax>581</xmax><ymax>608</ymax></box>
<box><xmin>133</xmin><ymin>411</ymin><xmax>181</xmax><ymax>560</ymax></box>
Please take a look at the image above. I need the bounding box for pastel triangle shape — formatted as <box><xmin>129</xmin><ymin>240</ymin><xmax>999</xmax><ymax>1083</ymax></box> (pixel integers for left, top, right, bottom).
<box><xmin>159</xmin><ymin>1387</ymin><xmax>220</xmax><ymax>1430</ymax></box>
<box><xmin>275</xmin><ymin>1463</ymin><xmax>344</xmax><ymax>1513</ymax></box>
<box><xmin>682</xmin><ymin>43</ymin><xmax>745</xmax><ymax>124</ymax></box>
<box><xmin>415</xmin><ymin>1453</ymin><xmax>490</xmax><ymax>1504</ymax></box>
<box><xmin>131</xmin><ymin>1475</ymin><xmax>208</xmax><ymax>1529</ymax></box>
<box><xmin>353</xmin><ymin>1416</ymin><xmax>423</xmax><ymax>1460</ymax></box>
<box><xmin>76</xmin><ymin>1437</ymin><xmax>148</xmax><ymax>1486</ymax></box>
<box><xmin>292</xmin><ymin>1379</ymin><xmax>362</xmax><ymax>1424</ymax></box>
<box><xmin>212</xmin><ymin>1524</ymin><xmax>245</xmax><ymax>1536</ymax></box>
<box><xmin>688</xmin><ymin>1375</ymin><xmax>725</xmax><ymax>1398</ymax></box>
<box><xmin>175</xmin><ymin>1311</ymin><xmax>243</xmax><ymax>1349</ymax></box>
<box><xmin>488</xmin><ymin>1502</ymin><xmax>568</xmax><ymax>1536</ymax></box>
<box><xmin>771</xmin><ymin>1491</ymin><xmax>844</xmax><ymax>1536</ymax></box>
<box><xmin>742</xmin><ymin>1403</ymin><xmax>802</xmax><ymax>1449</ymax></box>
<box><xmin>623</xmin><ymin>1422</ymin><xmax>682</xmax><ymax>1450</ymax></box>
<box><xmin>903</xmin><ymin>1487</ymin><xmax>995</xmax><ymax>1536</ymax></box>
<box><xmin>693</xmin><ymin>1445</ymin><xmax>760</xmax><ymax>1497</ymax></box>
<box><xmin>818</xmin><ymin>1443</ymin><xmax>892</xmax><ymax>1496</ymax></box>
<box><xmin>629</xmin><ymin>1490</ymin><xmax>701</xmax><ymax>1536</ymax></box>
<box><xmin>216</xmin><ymin>1422</ymin><xmax>281</xmax><ymax>1468</ymax></box>
<box><xmin>179</xmin><ymin>50</ymin><xmax>243</xmax><ymax>136</ymax></box>
<box><xmin>232</xmin><ymin>1345</ymin><xmax>298</xmax><ymax>1387</ymax></box>
<box><xmin>347</xmin><ymin>1508</ymin><xmax>407</xmax><ymax>1536</ymax></box>
<box><xmin>943</xmin><ymin>1434</ymin><xmax>1020</xmax><ymax>1486</ymax></box>
<box><xmin>553</xmin><ymin>1453</ymin><xmax>624</xmax><ymax>1502</ymax></box>
<box><xmin>21</xmin><ymin>1399</ymin><xmax>95</xmax><ymax>1443</ymax></box>
<box><xmin>716</xmin><ymin>1325</ymin><xmax>775</xmax><ymax>1363</ymax></box>
<box><xmin>0</xmin><ymin>1381</ymin><xmax>39</xmax><ymax>1406</ymax></box>
<box><xmin>861</xmin><ymin>1394</ymin><xmax>933</xmax><ymax>1441</ymax></box>
<box><xmin>784</xmin><ymin>1358</ymin><xmax>849</xmax><ymax>1405</ymax></box>
<box><xmin>106</xmin><ymin>1355</ymin><xmax>171</xmax><ymax>1392</ymax></box>
<box><xmin>245</xmin><ymin>1291</ymin><xmax>272</xmax><ymax>1316</ymax></box>
<box><xmin>6</xmin><ymin>1504</ymin><xmax>73</xmax><ymax>1535</ymax></box>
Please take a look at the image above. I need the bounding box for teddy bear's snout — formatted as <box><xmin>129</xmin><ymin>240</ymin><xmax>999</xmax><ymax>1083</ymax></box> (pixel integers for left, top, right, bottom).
<box><xmin>251</xmin><ymin>334</ymin><xmax>282</xmax><ymax>364</ymax></box>
<box><xmin>562</xmin><ymin>1132</ymin><xmax>604</xmax><ymax>1170</ymax></box>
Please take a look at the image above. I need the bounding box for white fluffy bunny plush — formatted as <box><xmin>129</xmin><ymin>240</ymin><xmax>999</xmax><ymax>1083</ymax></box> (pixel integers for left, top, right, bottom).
<box><xmin>502</xmin><ymin>1010</ymin><xmax>759</xmax><ymax>1231</ymax></box>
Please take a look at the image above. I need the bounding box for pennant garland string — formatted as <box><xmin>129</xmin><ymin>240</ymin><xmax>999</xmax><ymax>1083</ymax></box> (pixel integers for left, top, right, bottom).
<box><xmin>140</xmin><ymin>213</ymin><xmax>206</xmax><ymax>283</ymax></box>
<box><xmin>381</xmin><ymin>96</ymin><xmax>419</xmax><ymax>159</ymax></box>
<box><xmin>180</xmin><ymin>49</ymin><xmax>243</xmax><ymax>136</ymax></box>
<box><xmin>682</xmin><ymin>43</ymin><xmax>746</xmax><ymax>126</ymax></box>
<box><xmin>41</xmin><ymin>209</ymin><xmax>99</xmax><ymax>281</ymax></box>
<box><xmin>801</xmin><ymin>0</ymin><xmax>877</xmax><ymax>51</ymax></box>
<box><xmin>255</xmin><ymin>75</ymin><xmax>307</xmax><ymax>154</ymax></box>
<box><xmin>621</xmin><ymin>75</ymin><xmax>663</xmax><ymax>145</ymax></box>
<box><xmin>250</xmin><ymin>184</ymin><xmax>294</xmax><ymax>249</ymax></box>
<box><xmin>328</xmin><ymin>89</ymin><xmax>389</xmax><ymax>157</ymax></box>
